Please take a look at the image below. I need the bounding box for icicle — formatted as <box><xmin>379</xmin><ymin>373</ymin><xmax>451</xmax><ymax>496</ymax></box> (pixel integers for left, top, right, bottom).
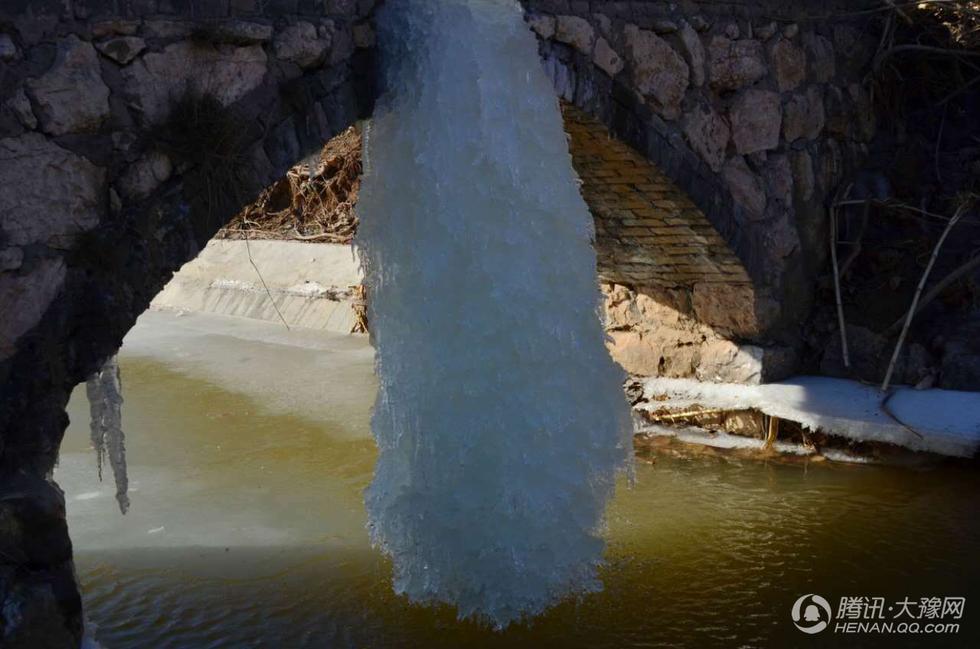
<box><xmin>356</xmin><ymin>0</ymin><xmax>632</xmax><ymax>628</ymax></box>
<box><xmin>85</xmin><ymin>355</ymin><xmax>130</xmax><ymax>514</ymax></box>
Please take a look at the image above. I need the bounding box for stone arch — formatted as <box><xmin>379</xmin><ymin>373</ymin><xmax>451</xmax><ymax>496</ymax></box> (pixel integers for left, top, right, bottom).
<box><xmin>523</xmin><ymin>0</ymin><xmax>881</xmax><ymax>379</ymax></box>
<box><xmin>0</xmin><ymin>3</ymin><xmax>376</xmax><ymax>645</ymax></box>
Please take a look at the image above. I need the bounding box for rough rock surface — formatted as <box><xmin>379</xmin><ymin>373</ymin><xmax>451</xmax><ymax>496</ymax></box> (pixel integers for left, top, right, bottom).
<box><xmin>782</xmin><ymin>86</ymin><xmax>825</xmax><ymax>142</ymax></box>
<box><xmin>623</xmin><ymin>25</ymin><xmax>689</xmax><ymax>118</ymax></box>
<box><xmin>682</xmin><ymin>103</ymin><xmax>730</xmax><ymax>172</ymax></box>
<box><xmin>26</xmin><ymin>36</ymin><xmax>110</xmax><ymax>135</ymax></box>
<box><xmin>729</xmin><ymin>89</ymin><xmax>781</xmax><ymax>155</ymax></box>
<box><xmin>273</xmin><ymin>21</ymin><xmax>331</xmax><ymax>68</ymax></box>
<box><xmin>722</xmin><ymin>156</ymin><xmax>766</xmax><ymax>216</ymax></box>
<box><xmin>706</xmin><ymin>36</ymin><xmax>766</xmax><ymax>91</ymax></box>
<box><xmin>121</xmin><ymin>42</ymin><xmax>268</xmax><ymax>123</ymax></box>
<box><xmin>593</xmin><ymin>37</ymin><xmax>623</xmax><ymax>77</ymax></box>
<box><xmin>0</xmin><ymin>258</ymin><xmax>66</xmax><ymax>362</ymax></box>
<box><xmin>0</xmin><ymin>133</ymin><xmax>105</xmax><ymax>247</ymax></box>
<box><xmin>768</xmin><ymin>37</ymin><xmax>806</xmax><ymax>91</ymax></box>
<box><xmin>95</xmin><ymin>36</ymin><xmax>145</xmax><ymax>64</ymax></box>
<box><xmin>554</xmin><ymin>14</ymin><xmax>594</xmax><ymax>54</ymax></box>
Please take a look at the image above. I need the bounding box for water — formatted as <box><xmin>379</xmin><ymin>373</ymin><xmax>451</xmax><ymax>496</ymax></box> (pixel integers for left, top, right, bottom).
<box><xmin>356</xmin><ymin>0</ymin><xmax>631</xmax><ymax>625</ymax></box>
<box><xmin>57</xmin><ymin>311</ymin><xmax>979</xmax><ymax>648</ymax></box>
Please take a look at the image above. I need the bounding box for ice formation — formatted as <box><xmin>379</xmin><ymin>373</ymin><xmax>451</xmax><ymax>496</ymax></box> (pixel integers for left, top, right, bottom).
<box><xmin>638</xmin><ymin>376</ymin><xmax>980</xmax><ymax>457</ymax></box>
<box><xmin>355</xmin><ymin>0</ymin><xmax>633</xmax><ymax>628</ymax></box>
<box><xmin>85</xmin><ymin>355</ymin><xmax>130</xmax><ymax>514</ymax></box>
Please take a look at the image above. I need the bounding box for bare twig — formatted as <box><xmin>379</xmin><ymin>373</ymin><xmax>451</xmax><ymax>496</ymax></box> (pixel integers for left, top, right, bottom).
<box><xmin>831</xmin><ymin>184</ymin><xmax>853</xmax><ymax>369</ymax></box>
<box><xmin>881</xmin><ymin>203</ymin><xmax>968</xmax><ymax>391</ymax></box>
<box><xmin>643</xmin><ymin>408</ymin><xmax>735</xmax><ymax>421</ymax></box>
<box><xmin>242</xmin><ymin>225</ymin><xmax>291</xmax><ymax>331</ymax></box>
<box><xmin>880</xmin><ymin>390</ymin><xmax>925</xmax><ymax>439</ymax></box>
<box><xmin>834</xmin><ymin>198</ymin><xmax>960</xmax><ymax>223</ymax></box>
<box><xmin>885</xmin><ymin>0</ymin><xmax>914</xmax><ymax>25</ymax></box>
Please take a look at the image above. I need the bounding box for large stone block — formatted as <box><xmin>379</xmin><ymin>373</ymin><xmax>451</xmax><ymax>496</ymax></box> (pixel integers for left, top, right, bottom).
<box><xmin>768</xmin><ymin>37</ymin><xmax>805</xmax><ymax>91</ymax></box>
<box><xmin>681</xmin><ymin>102</ymin><xmax>729</xmax><ymax>172</ymax></box>
<box><xmin>782</xmin><ymin>86</ymin><xmax>824</xmax><ymax>142</ymax></box>
<box><xmin>722</xmin><ymin>155</ymin><xmax>766</xmax><ymax>217</ymax></box>
<box><xmin>121</xmin><ymin>41</ymin><xmax>268</xmax><ymax>123</ymax></box>
<box><xmin>0</xmin><ymin>133</ymin><xmax>105</xmax><ymax>247</ymax></box>
<box><xmin>273</xmin><ymin>21</ymin><xmax>332</xmax><ymax>68</ymax></box>
<box><xmin>692</xmin><ymin>282</ymin><xmax>761</xmax><ymax>336</ymax></box>
<box><xmin>593</xmin><ymin>36</ymin><xmax>623</xmax><ymax>77</ymax></box>
<box><xmin>677</xmin><ymin>20</ymin><xmax>705</xmax><ymax>87</ymax></box>
<box><xmin>554</xmin><ymin>14</ymin><xmax>594</xmax><ymax>54</ymax></box>
<box><xmin>25</xmin><ymin>35</ymin><xmax>110</xmax><ymax>135</ymax></box>
<box><xmin>729</xmin><ymin>89</ymin><xmax>781</xmax><ymax>155</ymax></box>
<box><xmin>0</xmin><ymin>258</ymin><xmax>66</xmax><ymax>361</ymax></box>
<box><xmin>707</xmin><ymin>36</ymin><xmax>766</xmax><ymax>91</ymax></box>
<box><xmin>623</xmin><ymin>25</ymin><xmax>689</xmax><ymax>119</ymax></box>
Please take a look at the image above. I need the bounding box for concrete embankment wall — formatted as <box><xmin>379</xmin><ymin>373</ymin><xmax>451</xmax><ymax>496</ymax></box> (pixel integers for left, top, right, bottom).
<box><xmin>152</xmin><ymin>240</ymin><xmax>363</xmax><ymax>334</ymax></box>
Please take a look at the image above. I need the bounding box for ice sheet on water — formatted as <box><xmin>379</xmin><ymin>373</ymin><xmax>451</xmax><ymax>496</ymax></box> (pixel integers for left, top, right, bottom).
<box><xmin>85</xmin><ymin>355</ymin><xmax>130</xmax><ymax>514</ymax></box>
<box><xmin>355</xmin><ymin>0</ymin><xmax>632</xmax><ymax>628</ymax></box>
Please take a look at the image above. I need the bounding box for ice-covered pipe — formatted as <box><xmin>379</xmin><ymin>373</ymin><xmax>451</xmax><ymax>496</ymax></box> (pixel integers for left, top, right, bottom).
<box><xmin>355</xmin><ymin>0</ymin><xmax>632</xmax><ymax>627</ymax></box>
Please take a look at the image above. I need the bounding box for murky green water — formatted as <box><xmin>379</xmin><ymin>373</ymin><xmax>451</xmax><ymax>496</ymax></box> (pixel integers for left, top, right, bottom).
<box><xmin>57</xmin><ymin>312</ymin><xmax>979</xmax><ymax>648</ymax></box>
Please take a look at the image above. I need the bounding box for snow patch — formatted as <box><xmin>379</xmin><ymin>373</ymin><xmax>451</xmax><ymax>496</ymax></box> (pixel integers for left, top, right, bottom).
<box><xmin>638</xmin><ymin>376</ymin><xmax>980</xmax><ymax>457</ymax></box>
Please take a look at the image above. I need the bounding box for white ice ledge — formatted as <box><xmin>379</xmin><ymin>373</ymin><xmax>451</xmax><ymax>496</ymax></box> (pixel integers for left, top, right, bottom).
<box><xmin>637</xmin><ymin>376</ymin><xmax>980</xmax><ymax>458</ymax></box>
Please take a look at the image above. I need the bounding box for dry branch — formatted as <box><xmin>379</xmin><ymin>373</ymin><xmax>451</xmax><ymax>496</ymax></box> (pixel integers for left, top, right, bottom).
<box><xmin>881</xmin><ymin>202</ymin><xmax>969</xmax><ymax>391</ymax></box>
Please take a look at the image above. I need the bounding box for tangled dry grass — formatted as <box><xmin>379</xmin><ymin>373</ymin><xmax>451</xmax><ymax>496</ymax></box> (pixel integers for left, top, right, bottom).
<box><xmin>219</xmin><ymin>125</ymin><xmax>362</xmax><ymax>243</ymax></box>
<box><xmin>914</xmin><ymin>0</ymin><xmax>980</xmax><ymax>49</ymax></box>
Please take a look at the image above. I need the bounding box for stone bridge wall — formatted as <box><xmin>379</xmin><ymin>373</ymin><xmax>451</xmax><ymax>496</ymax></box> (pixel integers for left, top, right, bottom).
<box><xmin>526</xmin><ymin>0</ymin><xmax>881</xmax><ymax>379</ymax></box>
<box><xmin>0</xmin><ymin>2</ymin><xmax>376</xmax><ymax>647</ymax></box>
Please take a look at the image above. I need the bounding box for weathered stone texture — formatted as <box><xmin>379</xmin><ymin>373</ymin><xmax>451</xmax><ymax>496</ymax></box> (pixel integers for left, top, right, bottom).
<box><xmin>623</xmin><ymin>25</ymin><xmax>689</xmax><ymax>118</ymax></box>
<box><xmin>274</xmin><ymin>21</ymin><xmax>332</xmax><ymax>68</ymax></box>
<box><xmin>706</xmin><ymin>36</ymin><xmax>766</xmax><ymax>91</ymax></box>
<box><xmin>25</xmin><ymin>36</ymin><xmax>110</xmax><ymax>135</ymax></box>
<box><xmin>768</xmin><ymin>37</ymin><xmax>805</xmax><ymax>91</ymax></box>
<box><xmin>0</xmin><ymin>133</ymin><xmax>105</xmax><ymax>246</ymax></box>
<box><xmin>554</xmin><ymin>14</ymin><xmax>594</xmax><ymax>54</ymax></box>
<box><xmin>682</xmin><ymin>103</ymin><xmax>730</xmax><ymax>172</ymax></box>
<box><xmin>593</xmin><ymin>36</ymin><xmax>623</xmax><ymax>77</ymax></box>
<box><xmin>121</xmin><ymin>41</ymin><xmax>268</xmax><ymax>123</ymax></box>
<box><xmin>95</xmin><ymin>35</ymin><xmax>146</xmax><ymax>64</ymax></box>
<box><xmin>729</xmin><ymin>88</ymin><xmax>781</xmax><ymax>154</ymax></box>
<box><xmin>722</xmin><ymin>155</ymin><xmax>766</xmax><ymax>217</ymax></box>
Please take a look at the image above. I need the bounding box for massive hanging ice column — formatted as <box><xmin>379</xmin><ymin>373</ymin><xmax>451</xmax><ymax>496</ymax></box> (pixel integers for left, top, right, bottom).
<box><xmin>356</xmin><ymin>0</ymin><xmax>632</xmax><ymax>627</ymax></box>
<box><xmin>85</xmin><ymin>355</ymin><xmax>129</xmax><ymax>514</ymax></box>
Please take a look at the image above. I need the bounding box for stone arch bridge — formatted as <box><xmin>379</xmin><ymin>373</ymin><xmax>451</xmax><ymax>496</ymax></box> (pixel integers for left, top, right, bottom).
<box><xmin>0</xmin><ymin>0</ymin><xmax>880</xmax><ymax>646</ymax></box>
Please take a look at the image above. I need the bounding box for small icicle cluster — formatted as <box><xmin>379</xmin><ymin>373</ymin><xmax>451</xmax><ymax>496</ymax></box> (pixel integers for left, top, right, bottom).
<box><xmin>355</xmin><ymin>0</ymin><xmax>632</xmax><ymax>628</ymax></box>
<box><xmin>85</xmin><ymin>355</ymin><xmax>130</xmax><ymax>514</ymax></box>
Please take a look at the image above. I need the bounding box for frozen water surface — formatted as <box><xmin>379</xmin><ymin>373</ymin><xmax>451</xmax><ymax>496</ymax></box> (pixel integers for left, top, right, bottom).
<box><xmin>355</xmin><ymin>0</ymin><xmax>632</xmax><ymax>627</ymax></box>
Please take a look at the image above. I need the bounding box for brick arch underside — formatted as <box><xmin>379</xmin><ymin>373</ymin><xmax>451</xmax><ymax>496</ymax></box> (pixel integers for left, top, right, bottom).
<box><xmin>543</xmin><ymin>48</ymin><xmax>783</xmax><ymax>341</ymax></box>
<box><xmin>564</xmin><ymin>104</ymin><xmax>762</xmax><ymax>333</ymax></box>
